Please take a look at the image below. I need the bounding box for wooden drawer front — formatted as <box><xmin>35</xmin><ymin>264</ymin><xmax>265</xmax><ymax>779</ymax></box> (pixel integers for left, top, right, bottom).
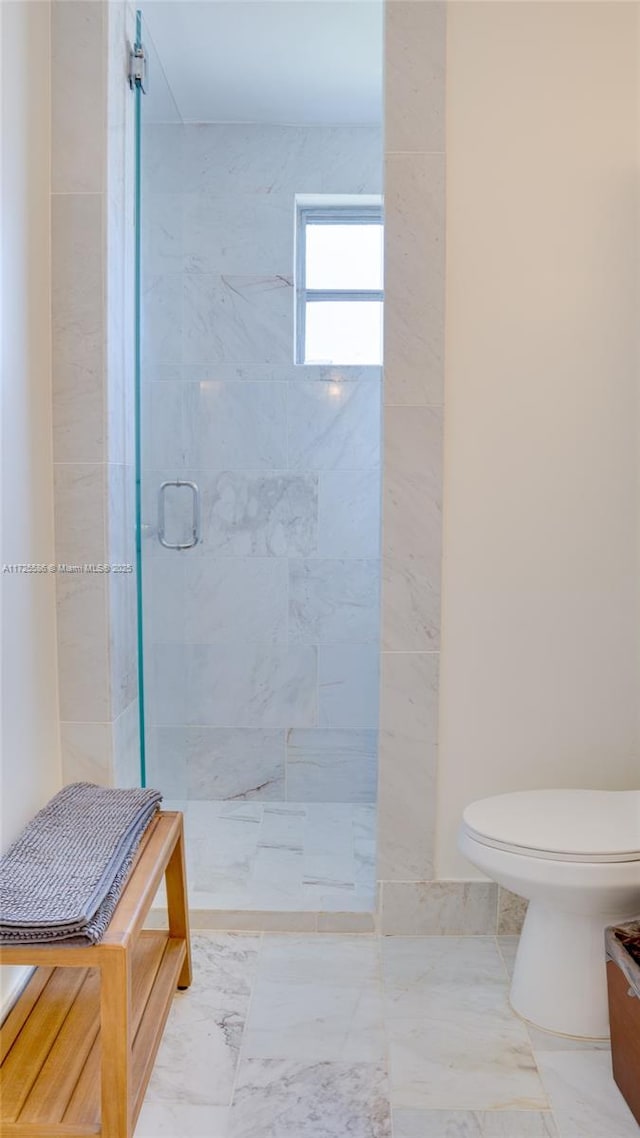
<box><xmin>607</xmin><ymin>958</ymin><xmax>640</xmax><ymax>1127</ymax></box>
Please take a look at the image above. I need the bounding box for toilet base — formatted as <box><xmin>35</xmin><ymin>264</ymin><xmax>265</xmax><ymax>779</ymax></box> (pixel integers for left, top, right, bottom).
<box><xmin>510</xmin><ymin>901</ymin><xmax>629</xmax><ymax>1038</ymax></box>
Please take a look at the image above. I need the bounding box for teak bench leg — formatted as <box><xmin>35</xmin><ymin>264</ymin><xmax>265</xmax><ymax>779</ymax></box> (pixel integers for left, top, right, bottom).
<box><xmin>100</xmin><ymin>947</ymin><xmax>132</xmax><ymax>1138</ymax></box>
<box><xmin>165</xmin><ymin>816</ymin><xmax>192</xmax><ymax>990</ymax></box>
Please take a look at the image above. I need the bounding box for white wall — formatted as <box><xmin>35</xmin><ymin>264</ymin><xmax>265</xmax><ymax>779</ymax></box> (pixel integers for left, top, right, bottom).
<box><xmin>438</xmin><ymin>1</ymin><xmax>640</xmax><ymax>878</ymax></box>
<box><xmin>1</xmin><ymin>0</ymin><xmax>61</xmax><ymax>1003</ymax></box>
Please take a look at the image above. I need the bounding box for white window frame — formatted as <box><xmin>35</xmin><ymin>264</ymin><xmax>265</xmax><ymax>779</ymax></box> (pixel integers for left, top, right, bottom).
<box><xmin>295</xmin><ymin>201</ymin><xmax>384</xmax><ymax>366</ymax></box>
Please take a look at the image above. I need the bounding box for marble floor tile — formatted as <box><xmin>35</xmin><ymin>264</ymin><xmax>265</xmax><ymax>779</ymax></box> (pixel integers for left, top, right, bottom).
<box><xmin>392</xmin><ymin>1109</ymin><xmax>558</xmax><ymax>1137</ymax></box>
<box><xmin>242</xmin><ymin>933</ymin><xmax>382</xmax><ymax>1056</ymax></box>
<box><xmin>188</xmin><ymin>838</ymin><xmax>255</xmax><ymax>894</ymax></box>
<box><xmin>187</xmin><ymin>933</ymin><xmax>262</xmax><ymax>1000</ymax></box>
<box><xmin>259</xmin><ymin>804</ymin><xmax>306</xmax><ymax>851</ymax></box>
<box><xmin>496</xmin><ymin>935</ymin><xmax>518</xmax><ymax>979</ymax></box>
<box><xmin>247</xmin><ymin>885</ymin><xmax>313</xmax><ymax>912</ymax></box>
<box><xmin>526</xmin><ymin>1023</ymin><xmax>611</xmax><ymax>1052</ymax></box>
<box><xmin>383</xmin><ymin>937</ymin><xmax>512</xmax><ymax>1016</ymax></box>
<box><xmin>187</xmin><ymin>799</ymin><xmax>262</xmax><ymax>839</ymax></box>
<box><xmin>143</xmin><ymin>1005</ymin><xmax>240</xmax><ymax>1101</ymax></box>
<box><xmin>243</xmin><ymin>981</ymin><xmax>386</xmax><ymax>1061</ymax></box>
<box><xmin>250</xmin><ymin>848</ymin><xmax>305</xmax><ymax>908</ymax></box>
<box><xmin>383</xmin><ymin>939</ymin><xmax>547</xmax><ymax>1111</ymax></box>
<box><xmin>145</xmin><ymin>934</ymin><xmax>260</xmax><ymax>1108</ymax></box>
<box><xmin>252</xmin><ymin>843</ymin><xmax>304</xmax><ymax>881</ymax></box>
<box><xmin>135</xmin><ymin>1101</ymin><xmax>229</xmax><ymax>1137</ymax></box>
<box><xmin>386</xmin><ymin>1019</ymin><xmax>546</xmax><ymax>1113</ymax></box>
<box><xmin>133</xmin><ymin>933</ymin><xmax>632</xmax><ymax>1138</ymax></box>
<box><xmin>256</xmin><ymin>934</ymin><xmax>380</xmax><ymax>987</ymax></box>
<box><xmin>301</xmin><ymin>887</ymin><xmax>375</xmax><ymax>912</ymax></box>
<box><xmin>174</xmin><ymin>800</ymin><xmax>376</xmax><ymax>914</ymax></box>
<box><xmin>534</xmin><ymin>1050</ymin><xmax>639</xmax><ymax>1137</ymax></box>
<box><xmin>185</xmin><ymin>807</ymin><xmax>262</xmax><ymax>892</ymax></box>
<box><xmin>303</xmin><ymin>851</ymin><xmax>356</xmax><ymax>891</ymax></box>
<box><xmin>353</xmin><ymin>803</ymin><xmax>377</xmax><ymax>841</ymax></box>
<box><xmin>243</xmin><ymin>935</ymin><xmax>385</xmax><ymax>1062</ymax></box>
<box><xmin>304</xmin><ymin>802</ymin><xmax>356</xmax><ymax>857</ymax></box>
<box><xmin>353</xmin><ymin>839</ymin><xmax>376</xmax><ymax>889</ymax></box>
<box><xmin>228</xmin><ymin>1059</ymin><xmax>392</xmax><ymax>1138</ymax></box>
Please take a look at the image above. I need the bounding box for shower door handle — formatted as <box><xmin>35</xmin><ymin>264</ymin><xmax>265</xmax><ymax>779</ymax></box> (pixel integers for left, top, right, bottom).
<box><xmin>157</xmin><ymin>480</ymin><xmax>201</xmax><ymax>550</ymax></box>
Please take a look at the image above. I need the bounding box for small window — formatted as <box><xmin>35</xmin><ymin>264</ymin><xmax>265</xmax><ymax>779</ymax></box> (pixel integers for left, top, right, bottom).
<box><xmin>296</xmin><ymin>204</ymin><xmax>383</xmax><ymax>366</ymax></box>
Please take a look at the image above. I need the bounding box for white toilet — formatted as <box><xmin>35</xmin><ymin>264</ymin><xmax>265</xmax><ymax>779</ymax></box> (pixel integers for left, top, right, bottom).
<box><xmin>459</xmin><ymin>789</ymin><xmax>640</xmax><ymax>1039</ymax></box>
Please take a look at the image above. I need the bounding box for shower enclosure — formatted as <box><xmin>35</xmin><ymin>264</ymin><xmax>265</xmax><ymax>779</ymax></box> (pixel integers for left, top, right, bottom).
<box><xmin>133</xmin><ymin>4</ymin><xmax>383</xmax><ymax>915</ymax></box>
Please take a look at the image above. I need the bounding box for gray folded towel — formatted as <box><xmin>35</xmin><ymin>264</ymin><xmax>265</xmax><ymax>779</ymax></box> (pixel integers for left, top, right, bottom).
<box><xmin>0</xmin><ymin>782</ymin><xmax>162</xmax><ymax>945</ymax></box>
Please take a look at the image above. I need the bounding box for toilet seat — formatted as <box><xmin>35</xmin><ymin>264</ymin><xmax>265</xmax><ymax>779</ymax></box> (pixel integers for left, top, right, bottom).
<box><xmin>462</xmin><ymin>789</ymin><xmax>640</xmax><ymax>864</ymax></box>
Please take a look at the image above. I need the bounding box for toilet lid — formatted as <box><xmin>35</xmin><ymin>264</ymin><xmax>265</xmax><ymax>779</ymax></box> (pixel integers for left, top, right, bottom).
<box><xmin>463</xmin><ymin>790</ymin><xmax>640</xmax><ymax>863</ymax></box>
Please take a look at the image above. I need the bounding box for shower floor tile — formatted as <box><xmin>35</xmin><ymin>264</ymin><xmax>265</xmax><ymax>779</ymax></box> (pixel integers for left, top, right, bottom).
<box><xmin>162</xmin><ymin>798</ymin><xmax>377</xmax><ymax>914</ymax></box>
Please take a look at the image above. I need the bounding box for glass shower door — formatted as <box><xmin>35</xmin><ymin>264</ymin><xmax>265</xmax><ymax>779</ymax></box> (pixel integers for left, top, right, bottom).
<box><xmin>134</xmin><ymin>2</ymin><xmax>383</xmax><ymax>915</ymax></box>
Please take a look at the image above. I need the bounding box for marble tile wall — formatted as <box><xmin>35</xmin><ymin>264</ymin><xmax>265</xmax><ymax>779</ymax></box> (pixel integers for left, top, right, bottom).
<box><xmin>51</xmin><ymin>0</ymin><xmax>139</xmax><ymax>787</ymax></box>
<box><xmin>49</xmin><ymin>0</ymin><xmax>507</xmax><ymax>933</ymax></box>
<box><xmin>141</xmin><ymin>124</ymin><xmax>382</xmax><ymax>804</ymax></box>
<box><xmin>376</xmin><ymin>1</ymin><xmax>491</xmax><ymax>933</ymax></box>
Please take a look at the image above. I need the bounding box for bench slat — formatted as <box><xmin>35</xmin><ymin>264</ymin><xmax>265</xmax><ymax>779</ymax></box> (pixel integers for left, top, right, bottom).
<box><xmin>0</xmin><ymin>812</ymin><xmax>191</xmax><ymax>1138</ymax></box>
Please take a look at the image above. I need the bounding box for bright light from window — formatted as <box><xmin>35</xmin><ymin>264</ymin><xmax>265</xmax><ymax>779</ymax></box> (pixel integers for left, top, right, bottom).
<box><xmin>305</xmin><ymin>301</ymin><xmax>383</xmax><ymax>366</ymax></box>
<box><xmin>297</xmin><ymin>205</ymin><xmax>383</xmax><ymax>366</ymax></box>
<box><xmin>306</xmin><ymin>224</ymin><xmax>383</xmax><ymax>291</ymax></box>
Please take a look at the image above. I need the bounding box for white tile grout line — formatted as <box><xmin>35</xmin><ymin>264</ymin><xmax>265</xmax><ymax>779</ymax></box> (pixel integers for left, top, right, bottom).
<box><xmin>495</xmin><ymin>931</ymin><xmax>515</xmax><ymax>984</ymax></box>
<box><xmin>494</xmin><ymin>934</ymin><xmax>561</xmax><ymax>1121</ymax></box>
<box><xmin>227</xmin><ymin>928</ymin><xmax>265</xmax><ymax>1115</ymax></box>
<box><xmin>378</xmin><ymin>928</ymin><xmax>395</xmax><ymax>1137</ymax></box>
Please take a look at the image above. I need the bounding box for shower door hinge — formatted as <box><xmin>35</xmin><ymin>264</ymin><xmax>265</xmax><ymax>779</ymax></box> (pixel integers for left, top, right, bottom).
<box><xmin>129</xmin><ymin>43</ymin><xmax>148</xmax><ymax>92</ymax></box>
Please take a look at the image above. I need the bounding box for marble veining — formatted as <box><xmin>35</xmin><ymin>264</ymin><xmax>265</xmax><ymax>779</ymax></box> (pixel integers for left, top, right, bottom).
<box><xmin>289</xmin><ymin>559</ymin><xmax>380</xmax><ymax>646</ymax></box>
<box><xmin>184</xmin><ymin>728</ymin><xmax>286</xmax><ymax>801</ymax></box>
<box><xmin>182</xmin><ymin>558</ymin><xmax>288</xmax><ymax>646</ymax></box>
<box><xmin>185</xmin><ymin>381</ymin><xmax>288</xmax><ymax>470</ymax></box>
<box><xmin>181</xmin><ymin>193</ymin><xmax>293</xmax><ymax>276</ymax></box>
<box><xmin>382</xmin><ymin>938</ymin><xmax>547</xmax><ymax>1111</ymax></box>
<box><xmin>158</xmin><ymin>799</ymin><xmax>376</xmax><ymax>913</ymax></box>
<box><xmin>287</xmin><ymin>381</ymin><xmax>381</xmax><ymax>472</ymax></box>
<box><xmin>182</xmin><ymin>274</ymin><xmax>293</xmax><ymax>367</ymax></box>
<box><xmin>318</xmin><ymin>645</ymin><xmax>380</xmax><ymax>728</ymax></box>
<box><xmin>535</xmin><ymin>1050</ymin><xmax>638</xmax><ymax>1137</ymax></box>
<box><xmin>317</xmin><ymin>469</ymin><xmax>381</xmax><ymax>560</ymax></box>
<box><xmin>286</xmin><ymin>728</ymin><xmax>378</xmax><ymax>803</ymax></box>
<box><xmin>143</xmin><ymin>123</ymin><xmax>382</xmax><ymax>196</ymax></box>
<box><xmin>380</xmin><ymin>881</ymin><xmax>499</xmax><ymax>938</ymax></box>
<box><xmin>229</xmin><ymin>1060</ymin><xmax>391</xmax><ymax>1138</ymax></box>
<box><xmin>145</xmin><ymin>934</ymin><xmax>259</xmax><ymax>1107</ymax></box>
<box><xmin>200</xmin><ymin>471</ymin><xmax>318</xmax><ymax>557</ymax></box>
<box><xmin>392</xmin><ymin>1110</ymin><xmax>558</xmax><ymax>1137</ymax></box>
<box><xmin>136</xmin><ymin>1102</ymin><xmax>230</xmax><ymax>1138</ymax></box>
<box><xmin>184</xmin><ymin>643</ymin><xmax>318</xmax><ymax>728</ymax></box>
<box><xmin>140</xmin><ymin>120</ymin><xmax>382</xmax><ymax>868</ymax></box>
<box><xmin>135</xmin><ymin>932</ymin><xmax>623</xmax><ymax>1138</ymax></box>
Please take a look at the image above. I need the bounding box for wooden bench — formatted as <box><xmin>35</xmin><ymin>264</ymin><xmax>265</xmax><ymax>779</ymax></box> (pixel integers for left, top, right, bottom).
<box><xmin>0</xmin><ymin>810</ymin><xmax>192</xmax><ymax>1138</ymax></box>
